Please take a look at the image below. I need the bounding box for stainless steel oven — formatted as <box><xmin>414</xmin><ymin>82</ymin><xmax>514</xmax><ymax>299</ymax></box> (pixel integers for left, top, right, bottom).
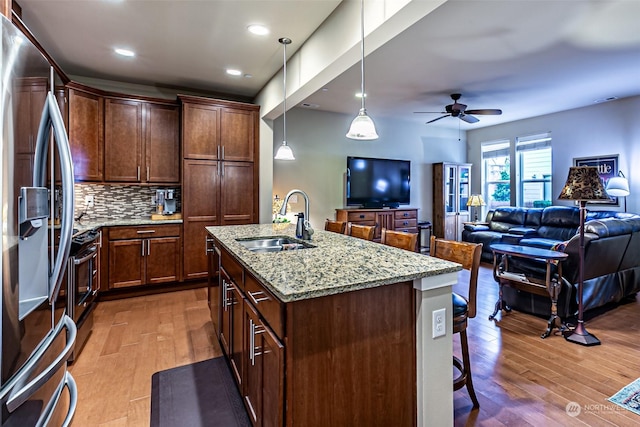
<box><xmin>67</xmin><ymin>229</ymin><xmax>100</xmax><ymax>362</ymax></box>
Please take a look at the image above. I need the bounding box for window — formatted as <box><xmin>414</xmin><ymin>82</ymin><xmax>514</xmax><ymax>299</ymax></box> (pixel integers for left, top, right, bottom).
<box><xmin>516</xmin><ymin>132</ymin><xmax>552</xmax><ymax>208</ymax></box>
<box><xmin>481</xmin><ymin>140</ymin><xmax>510</xmax><ymax>211</ymax></box>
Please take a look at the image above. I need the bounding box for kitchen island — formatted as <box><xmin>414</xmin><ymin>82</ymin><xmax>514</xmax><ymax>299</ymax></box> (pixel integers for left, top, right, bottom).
<box><xmin>207</xmin><ymin>223</ymin><xmax>461</xmax><ymax>427</ymax></box>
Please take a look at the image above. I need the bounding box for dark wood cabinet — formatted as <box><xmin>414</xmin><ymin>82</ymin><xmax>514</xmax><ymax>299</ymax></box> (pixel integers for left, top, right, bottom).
<box><xmin>104</xmin><ymin>98</ymin><xmax>143</xmax><ymax>182</ymax></box>
<box><xmin>181</xmin><ymin>96</ymin><xmax>259</xmax><ymax>281</ymax></box>
<box><xmin>68</xmin><ymin>85</ymin><xmax>104</xmax><ymax>181</ymax></box>
<box><xmin>336</xmin><ymin>208</ymin><xmax>419</xmax><ymax>240</ymax></box>
<box><xmin>104</xmin><ymin>98</ymin><xmax>179</xmax><ymax>183</ymax></box>
<box><xmin>107</xmin><ymin>225</ymin><xmax>181</xmax><ymax>289</ymax></box>
<box><xmin>212</xmin><ymin>238</ymin><xmax>415</xmax><ymax>427</ymax></box>
<box><xmin>181</xmin><ymin>96</ymin><xmax>256</xmax><ymax>162</ymax></box>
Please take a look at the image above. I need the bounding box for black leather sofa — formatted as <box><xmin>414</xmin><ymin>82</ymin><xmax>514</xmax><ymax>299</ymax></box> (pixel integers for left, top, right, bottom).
<box><xmin>462</xmin><ymin>206</ymin><xmax>640</xmax><ymax>318</ymax></box>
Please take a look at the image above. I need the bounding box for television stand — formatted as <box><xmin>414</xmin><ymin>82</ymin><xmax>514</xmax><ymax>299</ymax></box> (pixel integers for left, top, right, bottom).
<box><xmin>336</xmin><ymin>208</ymin><xmax>418</xmax><ymax>243</ymax></box>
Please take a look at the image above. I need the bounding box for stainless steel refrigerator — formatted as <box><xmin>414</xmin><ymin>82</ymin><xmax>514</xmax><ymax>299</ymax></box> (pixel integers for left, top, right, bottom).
<box><xmin>0</xmin><ymin>14</ymin><xmax>77</xmax><ymax>426</ymax></box>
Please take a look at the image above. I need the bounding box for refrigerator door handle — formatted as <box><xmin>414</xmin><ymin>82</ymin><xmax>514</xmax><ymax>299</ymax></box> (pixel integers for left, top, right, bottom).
<box><xmin>33</xmin><ymin>91</ymin><xmax>75</xmax><ymax>302</ymax></box>
<box><xmin>36</xmin><ymin>371</ymin><xmax>78</xmax><ymax>427</ymax></box>
<box><xmin>6</xmin><ymin>315</ymin><xmax>77</xmax><ymax>412</ymax></box>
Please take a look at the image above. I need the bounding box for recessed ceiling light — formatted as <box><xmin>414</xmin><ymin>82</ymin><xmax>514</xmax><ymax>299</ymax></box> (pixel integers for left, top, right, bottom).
<box><xmin>226</xmin><ymin>69</ymin><xmax>242</xmax><ymax>76</ymax></box>
<box><xmin>244</xmin><ymin>74</ymin><xmax>253</xmax><ymax>79</ymax></box>
<box><xmin>114</xmin><ymin>47</ymin><xmax>135</xmax><ymax>57</ymax></box>
<box><xmin>594</xmin><ymin>96</ymin><xmax>618</xmax><ymax>103</ymax></box>
<box><xmin>247</xmin><ymin>24</ymin><xmax>270</xmax><ymax>36</ymax></box>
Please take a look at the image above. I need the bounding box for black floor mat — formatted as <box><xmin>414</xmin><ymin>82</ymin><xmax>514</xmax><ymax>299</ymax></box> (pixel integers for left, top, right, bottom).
<box><xmin>150</xmin><ymin>357</ymin><xmax>251</xmax><ymax>427</ymax></box>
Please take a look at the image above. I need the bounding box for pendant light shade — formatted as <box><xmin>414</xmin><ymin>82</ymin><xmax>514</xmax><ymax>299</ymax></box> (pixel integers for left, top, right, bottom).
<box><xmin>275</xmin><ymin>37</ymin><xmax>295</xmax><ymax>160</ymax></box>
<box><xmin>346</xmin><ymin>0</ymin><xmax>378</xmax><ymax>140</ymax></box>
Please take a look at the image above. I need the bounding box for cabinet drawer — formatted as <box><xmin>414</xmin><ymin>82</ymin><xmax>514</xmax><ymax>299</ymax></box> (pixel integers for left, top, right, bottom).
<box><xmin>394</xmin><ymin>218</ymin><xmax>417</xmax><ymax>229</ymax></box>
<box><xmin>221</xmin><ymin>247</ymin><xmax>244</xmax><ymax>290</ymax></box>
<box><xmin>394</xmin><ymin>227</ymin><xmax>418</xmax><ymax>234</ymax></box>
<box><xmin>394</xmin><ymin>210</ymin><xmax>417</xmax><ymax>220</ymax></box>
<box><xmin>108</xmin><ymin>224</ymin><xmax>181</xmax><ymax>240</ymax></box>
<box><xmin>347</xmin><ymin>212</ymin><xmax>375</xmax><ymax>222</ymax></box>
<box><xmin>245</xmin><ymin>273</ymin><xmax>284</xmax><ymax>339</ymax></box>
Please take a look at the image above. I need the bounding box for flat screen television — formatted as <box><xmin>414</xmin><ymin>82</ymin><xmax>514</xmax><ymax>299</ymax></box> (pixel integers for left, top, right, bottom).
<box><xmin>346</xmin><ymin>156</ymin><xmax>410</xmax><ymax>208</ymax></box>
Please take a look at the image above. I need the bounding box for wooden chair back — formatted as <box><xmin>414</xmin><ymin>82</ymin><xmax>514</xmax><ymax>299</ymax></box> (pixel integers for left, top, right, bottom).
<box><xmin>347</xmin><ymin>223</ymin><xmax>375</xmax><ymax>241</ymax></box>
<box><xmin>325</xmin><ymin>220</ymin><xmax>347</xmax><ymax>234</ymax></box>
<box><xmin>381</xmin><ymin>229</ymin><xmax>418</xmax><ymax>252</ymax></box>
<box><xmin>429</xmin><ymin>236</ymin><xmax>482</xmax><ymax>318</ymax></box>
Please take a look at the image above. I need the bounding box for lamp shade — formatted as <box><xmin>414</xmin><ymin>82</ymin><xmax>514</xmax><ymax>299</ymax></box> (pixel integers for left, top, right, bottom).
<box><xmin>606</xmin><ymin>174</ymin><xmax>630</xmax><ymax>197</ymax></box>
<box><xmin>558</xmin><ymin>166</ymin><xmax>609</xmax><ymax>201</ymax></box>
<box><xmin>274</xmin><ymin>142</ymin><xmax>295</xmax><ymax>160</ymax></box>
<box><xmin>346</xmin><ymin>108</ymin><xmax>379</xmax><ymax>140</ymax></box>
<box><xmin>467</xmin><ymin>194</ymin><xmax>486</xmax><ymax>207</ymax></box>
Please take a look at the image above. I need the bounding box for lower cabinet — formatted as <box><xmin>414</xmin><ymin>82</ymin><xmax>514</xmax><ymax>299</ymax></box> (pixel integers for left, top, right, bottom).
<box><xmin>107</xmin><ymin>225</ymin><xmax>181</xmax><ymax>289</ymax></box>
<box><xmin>336</xmin><ymin>208</ymin><xmax>419</xmax><ymax>241</ymax></box>
<box><xmin>212</xmin><ymin>236</ymin><xmax>416</xmax><ymax>427</ymax></box>
<box><xmin>244</xmin><ymin>300</ymin><xmax>284</xmax><ymax>427</ymax></box>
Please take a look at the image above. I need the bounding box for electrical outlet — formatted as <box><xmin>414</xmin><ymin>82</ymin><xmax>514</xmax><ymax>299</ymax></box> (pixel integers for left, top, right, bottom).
<box><xmin>84</xmin><ymin>195</ymin><xmax>94</xmax><ymax>208</ymax></box>
<box><xmin>432</xmin><ymin>308</ymin><xmax>446</xmax><ymax>338</ymax></box>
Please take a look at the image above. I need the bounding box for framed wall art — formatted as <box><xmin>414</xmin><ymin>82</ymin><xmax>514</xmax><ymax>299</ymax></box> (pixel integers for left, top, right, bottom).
<box><xmin>573</xmin><ymin>154</ymin><xmax>618</xmax><ymax>205</ymax></box>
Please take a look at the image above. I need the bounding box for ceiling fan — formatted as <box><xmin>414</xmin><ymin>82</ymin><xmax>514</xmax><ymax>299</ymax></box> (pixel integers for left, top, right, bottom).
<box><xmin>415</xmin><ymin>93</ymin><xmax>502</xmax><ymax>124</ymax></box>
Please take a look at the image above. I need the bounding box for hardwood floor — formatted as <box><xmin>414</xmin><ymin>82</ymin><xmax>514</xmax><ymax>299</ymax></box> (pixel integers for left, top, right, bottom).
<box><xmin>69</xmin><ymin>287</ymin><xmax>221</xmax><ymax>426</ymax></box>
<box><xmin>69</xmin><ymin>266</ymin><xmax>640</xmax><ymax>426</ymax></box>
<box><xmin>454</xmin><ymin>264</ymin><xmax>640</xmax><ymax>426</ymax></box>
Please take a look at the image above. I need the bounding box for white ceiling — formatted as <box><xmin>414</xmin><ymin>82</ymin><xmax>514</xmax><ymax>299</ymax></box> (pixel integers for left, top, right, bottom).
<box><xmin>17</xmin><ymin>0</ymin><xmax>640</xmax><ymax>130</ymax></box>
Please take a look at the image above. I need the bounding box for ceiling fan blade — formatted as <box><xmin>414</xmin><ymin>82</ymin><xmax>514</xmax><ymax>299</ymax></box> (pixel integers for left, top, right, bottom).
<box><xmin>459</xmin><ymin>114</ymin><xmax>479</xmax><ymax>124</ymax></box>
<box><xmin>426</xmin><ymin>115</ymin><xmax>450</xmax><ymax>124</ymax></box>
<box><xmin>465</xmin><ymin>108</ymin><xmax>502</xmax><ymax>115</ymax></box>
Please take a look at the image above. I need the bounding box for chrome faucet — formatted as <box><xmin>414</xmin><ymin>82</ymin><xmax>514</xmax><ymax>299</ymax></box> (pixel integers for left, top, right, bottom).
<box><xmin>279</xmin><ymin>189</ymin><xmax>314</xmax><ymax>240</ymax></box>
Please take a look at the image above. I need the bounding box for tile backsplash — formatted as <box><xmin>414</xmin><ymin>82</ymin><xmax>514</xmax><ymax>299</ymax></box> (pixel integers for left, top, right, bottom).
<box><xmin>74</xmin><ymin>184</ymin><xmax>181</xmax><ymax>221</ymax></box>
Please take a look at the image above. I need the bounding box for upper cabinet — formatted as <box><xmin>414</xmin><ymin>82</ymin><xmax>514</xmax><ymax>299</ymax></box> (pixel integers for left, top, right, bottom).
<box><xmin>181</xmin><ymin>95</ymin><xmax>256</xmax><ymax>161</ymax></box>
<box><xmin>67</xmin><ymin>82</ymin><xmax>180</xmax><ymax>184</ymax></box>
<box><xmin>68</xmin><ymin>85</ymin><xmax>104</xmax><ymax>182</ymax></box>
<box><xmin>104</xmin><ymin>98</ymin><xmax>180</xmax><ymax>183</ymax></box>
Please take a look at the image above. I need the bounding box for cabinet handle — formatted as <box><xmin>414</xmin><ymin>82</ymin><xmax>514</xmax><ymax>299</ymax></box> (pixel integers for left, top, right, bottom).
<box><xmin>137</xmin><ymin>166</ymin><xmax>140</xmax><ymax>181</ymax></box>
<box><xmin>248</xmin><ymin>290</ymin><xmax>269</xmax><ymax>304</ymax></box>
<box><xmin>359</xmin><ymin>214</ymin><xmax>365</xmax><ymax>219</ymax></box>
<box><xmin>141</xmin><ymin>241</ymin><xmax>145</xmax><ymax>257</ymax></box>
<box><xmin>205</xmin><ymin>236</ymin><xmax>214</xmax><ymax>254</ymax></box>
<box><xmin>403</xmin><ymin>212</ymin><xmax>409</xmax><ymax>217</ymax></box>
<box><xmin>217</xmin><ymin>145</ymin><xmax>220</xmax><ymax>160</ymax></box>
<box><xmin>147</xmin><ymin>240</ymin><xmax>150</xmax><ymax>256</ymax></box>
<box><xmin>221</xmin><ymin>146</ymin><xmax>225</xmax><ymax>160</ymax></box>
<box><xmin>222</xmin><ymin>280</ymin><xmax>228</xmax><ymax>311</ymax></box>
<box><xmin>249</xmin><ymin>319</ymin><xmax>265</xmax><ymax>366</ymax></box>
<box><xmin>403</xmin><ymin>221</ymin><xmax>409</xmax><ymax>226</ymax></box>
<box><xmin>137</xmin><ymin>230</ymin><xmax>155</xmax><ymax>234</ymax></box>
<box><xmin>147</xmin><ymin>166</ymin><xmax>150</xmax><ymax>181</ymax></box>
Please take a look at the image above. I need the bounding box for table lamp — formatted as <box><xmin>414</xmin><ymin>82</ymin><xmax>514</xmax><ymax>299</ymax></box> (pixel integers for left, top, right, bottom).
<box><xmin>466</xmin><ymin>194</ymin><xmax>486</xmax><ymax>222</ymax></box>
<box><xmin>605</xmin><ymin>171</ymin><xmax>630</xmax><ymax>212</ymax></box>
<box><xmin>558</xmin><ymin>166</ymin><xmax>609</xmax><ymax>346</ymax></box>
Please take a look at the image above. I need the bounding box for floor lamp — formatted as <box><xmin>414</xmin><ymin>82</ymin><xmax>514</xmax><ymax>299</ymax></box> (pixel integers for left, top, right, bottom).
<box><xmin>605</xmin><ymin>171</ymin><xmax>630</xmax><ymax>212</ymax></box>
<box><xmin>558</xmin><ymin>166</ymin><xmax>609</xmax><ymax>346</ymax></box>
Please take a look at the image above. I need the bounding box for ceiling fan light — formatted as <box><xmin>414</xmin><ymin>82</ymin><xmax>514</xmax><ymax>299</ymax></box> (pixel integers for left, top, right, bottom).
<box><xmin>274</xmin><ymin>142</ymin><xmax>295</xmax><ymax>160</ymax></box>
<box><xmin>346</xmin><ymin>108</ymin><xmax>378</xmax><ymax>140</ymax></box>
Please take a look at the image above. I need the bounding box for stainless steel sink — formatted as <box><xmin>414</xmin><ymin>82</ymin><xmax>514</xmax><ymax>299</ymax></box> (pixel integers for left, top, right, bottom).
<box><xmin>236</xmin><ymin>237</ymin><xmax>315</xmax><ymax>253</ymax></box>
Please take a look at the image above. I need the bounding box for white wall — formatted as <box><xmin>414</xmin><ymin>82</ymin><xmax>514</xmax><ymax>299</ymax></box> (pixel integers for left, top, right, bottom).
<box><xmin>271</xmin><ymin>107</ymin><xmax>465</xmax><ymax>230</ymax></box>
<box><xmin>467</xmin><ymin>95</ymin><xmax>640</xmax><ymax>214</ymax></box>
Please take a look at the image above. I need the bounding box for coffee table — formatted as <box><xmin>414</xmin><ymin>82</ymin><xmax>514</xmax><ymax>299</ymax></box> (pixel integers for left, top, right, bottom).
<box><xmin>489</xmin><ymin>243</ymin><xmax>569</xmax><ymax>339</ymax></box>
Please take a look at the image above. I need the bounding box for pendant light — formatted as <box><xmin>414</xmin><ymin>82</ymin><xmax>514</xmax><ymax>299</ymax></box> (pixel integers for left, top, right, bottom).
<box><xmin>274</xmin><ymin>37</ymin><xmax>295</xmax><ymax>160</ymax></box>
<box><xmin>346</xmin><ymin>0</ymin><xmax>378</xmax><ymax>140</ymax></box>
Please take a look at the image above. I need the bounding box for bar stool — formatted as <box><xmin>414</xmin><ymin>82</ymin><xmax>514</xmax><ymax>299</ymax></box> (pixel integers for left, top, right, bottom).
<box><xmin>346</xmin><ymin>223</ymin><xmax>375</xmax><ymax>241</ymax></box>
<box><xmin>380</xmin><ymin>229</ymin><xmax>418</xmax><ymax>252</ymax></box>
<box><xmin>430</xmin><ymin>236</ymin><xmax>482</xmax><ymax>409</ymax></box>
<box><xmin>325</xmin><ymin>219</ymin><xmax>346</xmax><ymax>234</ymax></box>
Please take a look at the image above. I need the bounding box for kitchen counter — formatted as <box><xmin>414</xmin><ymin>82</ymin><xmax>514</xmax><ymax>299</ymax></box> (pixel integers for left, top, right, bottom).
<box><xmin>207</xmin><ymin>223</ymin><xmax>460</xmax><ymax>303</ymax></box>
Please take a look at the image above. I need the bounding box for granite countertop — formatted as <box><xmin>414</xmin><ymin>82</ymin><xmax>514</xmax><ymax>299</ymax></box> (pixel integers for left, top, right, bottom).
<box><xmin>73</xmin><ymin>217</ymin><xmax>183</xmax><ymax>234</ymax></box>
<box><xmin>207</xmin><ymin>223</ymin><xmax>461</xmax><ymax>303</ymax></box>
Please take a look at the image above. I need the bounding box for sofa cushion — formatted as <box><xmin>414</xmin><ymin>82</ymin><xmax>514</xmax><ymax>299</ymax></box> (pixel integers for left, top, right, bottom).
<box><xmin>488</xmin><ymin>207</ymin><xmax>526</xmax><ymax>232</ymax></box>
<box><xmin>524</xmin><ymin>208</ymin><xmax>543</xmax><ymax>228</ymax></box>
<box><xmin>519</xmin><ymin>237</ymin><xmax>562</xmax><ymax>250</ymax></box>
